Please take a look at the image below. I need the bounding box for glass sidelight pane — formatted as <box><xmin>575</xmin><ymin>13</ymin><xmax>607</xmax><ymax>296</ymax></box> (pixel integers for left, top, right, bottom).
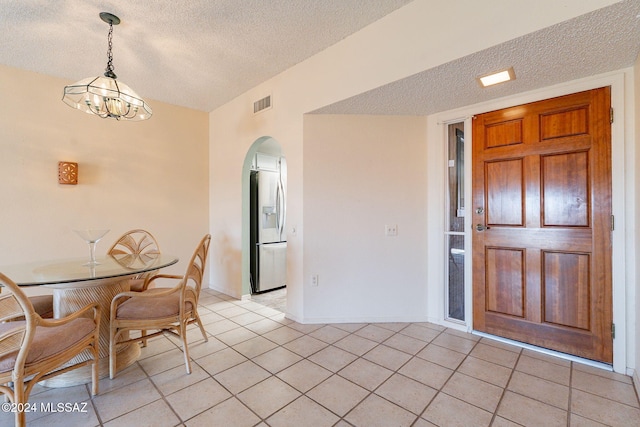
<box><xmin>446</xmin><ymin>122</ymin><xmax>465</xmax><ymax>322</ymax></box>
<box><xmin>447</xmin><ymin>235</ymin><xmax>465</xmax><ymax>321</ymax></box>
<box><xmin>448</xmin><ymin>125</ymin><xmax>465</xmax><ymax>231</ymax></box>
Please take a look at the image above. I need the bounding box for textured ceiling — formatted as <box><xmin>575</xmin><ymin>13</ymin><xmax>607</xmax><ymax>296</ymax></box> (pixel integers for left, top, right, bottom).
<box><xmin>1</xmin><ymin>1</ymin><xmax>638</xmax><ymax>115</ymax></box>
<box><xmin>315</xmin><ymin>0</ymin><xmax>640</xmax><ymax>115</ymax></box>
<box><xmin>0</xmin><ymin>0</ymin><xmax>412</xmax><ymax>112</ymax></box>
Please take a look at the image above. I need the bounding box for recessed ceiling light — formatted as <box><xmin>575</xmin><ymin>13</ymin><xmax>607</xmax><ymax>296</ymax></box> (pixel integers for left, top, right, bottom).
<box><xmin>477</xmin><ymin>67</ymin><xmax>516</xmax><ymax>88</ymax></box>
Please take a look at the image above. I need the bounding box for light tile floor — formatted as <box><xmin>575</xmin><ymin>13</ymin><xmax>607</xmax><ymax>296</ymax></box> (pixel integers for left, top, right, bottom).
<box><xmin>4</xmin><ymin>288</ymin><xmax>639</xmax><ymax>426</ymax></box>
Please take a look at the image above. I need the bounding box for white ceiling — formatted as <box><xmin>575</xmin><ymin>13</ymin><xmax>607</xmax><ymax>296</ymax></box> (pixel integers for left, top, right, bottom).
<box><xmin>0</xmin><ymin>0</ymin><xmax>412</xmax><ymax>112</ymax></box>
<box><xmin>1</xmin><ymin>1</ymin><xmax>639</xmax><ymax>115</ymax></box>
<box><xmin>315</xmin><ymin>0</ymin><xmax>640</xmax><ymax>115</ymax></box>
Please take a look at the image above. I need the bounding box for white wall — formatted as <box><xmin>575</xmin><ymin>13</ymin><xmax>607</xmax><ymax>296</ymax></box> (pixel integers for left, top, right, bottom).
<box><xmin>302</xmin><ymin>115</ymin><xmax>428</xmax><ymax>322</ymax></box>
<box><xmin>0</xmin><ymin>65</ymin><xmax>209</xmax><ymax>291</ymax></box>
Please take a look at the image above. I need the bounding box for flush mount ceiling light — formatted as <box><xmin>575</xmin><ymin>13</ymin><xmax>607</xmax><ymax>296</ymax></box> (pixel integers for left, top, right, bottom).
<box><xmin>477</xmin><ymin>67</ymin><xmax>516</xmax><ymax>88</ymax></box>
<box><xmin>62</xmin><ymin>12</ymin><xmax>152</xmax><ymax>121</ymax></box>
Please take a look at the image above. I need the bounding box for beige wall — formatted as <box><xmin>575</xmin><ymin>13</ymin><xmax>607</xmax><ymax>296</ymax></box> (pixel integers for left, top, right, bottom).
<box><xmin>303</xmin><ymin>115</ymin><xmax>429</xmax><ymax>322</ymax></box>
<box><xmin>0</xmin><ymin>64</ymin><xmax>209</xmax><ymax>289</ymax></box>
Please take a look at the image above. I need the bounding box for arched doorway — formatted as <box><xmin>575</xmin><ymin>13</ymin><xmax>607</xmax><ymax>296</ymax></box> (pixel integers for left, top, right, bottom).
<box><xmin>241</xmin><ymin>137</ymin><xmax>287</xmax><ymax>309</ymax></box>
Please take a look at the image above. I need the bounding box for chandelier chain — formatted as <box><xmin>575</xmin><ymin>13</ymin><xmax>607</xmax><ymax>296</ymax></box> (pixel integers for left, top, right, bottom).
<box><xmin>105</xmin><ymin>22</ymin><xmax>115</xmax><ymax>76</ymax></box>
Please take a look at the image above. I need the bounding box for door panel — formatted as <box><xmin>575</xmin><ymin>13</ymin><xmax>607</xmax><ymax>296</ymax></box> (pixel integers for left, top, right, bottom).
<box><xmin>485</xmin><ymin>119</ymin><xmax>523</xmax><ymax>148</ymax></box>
<box><xmin>543</xmin><ymin>251</ymin><xmax>590</xmax><ymax>330</ymax></box>
<box><xmin>485</xmin><ymin>248</ymin><xmax>525</xmax><ymax>318</ymax></box>
<box><xmin>540</xmin><ymin>107</ymin><xmax>589</xmax><ymax>140</ymax></box>
<box><xmin>472</xmin><ymin>87</ymin><xmax>612</xmax><ymax>363</ymax></box>
<box><xmin>486</xmin><ymin>159</ymin><xmax>524</xmax><ymax>226</ymax></box>
<box><xmin>542</xmin><ymin>151</ymin><xmax>589</xmax><ymax>226</ymax></box>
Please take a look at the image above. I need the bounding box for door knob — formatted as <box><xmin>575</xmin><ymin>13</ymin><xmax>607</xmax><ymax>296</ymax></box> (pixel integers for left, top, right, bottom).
<box><xmin>476</xmin><ymin>224</ymin><xmax>490</xmax><ymax>231</ymax></box>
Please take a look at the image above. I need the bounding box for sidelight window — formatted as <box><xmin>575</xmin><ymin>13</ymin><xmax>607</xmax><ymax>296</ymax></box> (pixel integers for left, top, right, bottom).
<box><xmin>445</xmin><ymin>123</ymin><xmax>466</xmax><ymax>322</ymax></box>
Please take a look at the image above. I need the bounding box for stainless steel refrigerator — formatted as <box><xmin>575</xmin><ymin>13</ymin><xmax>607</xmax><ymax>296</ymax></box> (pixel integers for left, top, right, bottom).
<box><xmin>250</xmin><ymin>168</ymin><xmax>286</xmax><ymax>293</ymax></box>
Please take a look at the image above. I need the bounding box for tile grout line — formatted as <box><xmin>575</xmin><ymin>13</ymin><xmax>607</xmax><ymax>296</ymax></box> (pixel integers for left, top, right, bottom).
<box><xmin>567</xmin><ymin>361</ymin><xmax>573</xmax><ymax>427</ymax></box>
<box><xmin>488</xmin><ymin>346</ymin><xmax>523</xmax><ymax>426</ymax></box>
<box><xmin>420</xmin><ymin>330</ymin><xmax>492</xmax><ymax>424</ymax></box>
<box><xmin>20</xmin><ymin>288</ymin><xmax>638</xmax><ymax>426</ymax></box>
<box><xmin>315</xmin><ymin>324</ymin><xmax>429</xmax><ymax>425</ymax></box>
<box><xmin>164</xmin><ymin>314</ymin><xmax>530</xmax><ymax>425</ymax></box>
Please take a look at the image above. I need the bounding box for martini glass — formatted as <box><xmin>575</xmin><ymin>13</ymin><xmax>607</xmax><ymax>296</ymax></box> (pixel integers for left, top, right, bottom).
<box><xmin>74</xmin><ymin>229</ymin><xmax>110</xmax><ymax>266</ymax></box>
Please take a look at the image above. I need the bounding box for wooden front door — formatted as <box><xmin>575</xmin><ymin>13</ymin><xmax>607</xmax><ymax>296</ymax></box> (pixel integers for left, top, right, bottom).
<box><xmin>472</xmin><ymin>87</ymin><xmax>613</xmax><ymax>363</ymax></box>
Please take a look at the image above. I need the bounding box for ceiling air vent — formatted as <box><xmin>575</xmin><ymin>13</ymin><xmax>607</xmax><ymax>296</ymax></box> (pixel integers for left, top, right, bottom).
<box><xmin>253</xmin><ymin>95</ymin><xmax>272</xmax><ymax>114</ymax></box>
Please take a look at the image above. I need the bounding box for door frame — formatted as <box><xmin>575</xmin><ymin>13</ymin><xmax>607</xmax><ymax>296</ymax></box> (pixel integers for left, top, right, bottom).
<box><xmin>427</xmin><ymin>70</ymin><xmax>629</xmax><ymax>374</ymax></box>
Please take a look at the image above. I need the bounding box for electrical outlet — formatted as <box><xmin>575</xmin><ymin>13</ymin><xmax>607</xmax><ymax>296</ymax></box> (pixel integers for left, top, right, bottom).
<box><xmin>311</xmin><ymin>274</ymin><xmax>319</xmax><ymax>287</ymax></box>
<box><xmin>385</xmin><ymin>224</ymin><xmax>398</xmax><ymax>237</ymax></box>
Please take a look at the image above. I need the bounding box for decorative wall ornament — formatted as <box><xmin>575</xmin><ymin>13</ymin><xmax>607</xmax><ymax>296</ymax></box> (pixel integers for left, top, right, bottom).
<box><xmin>58</xmin><ymin>162</ymin><xmax>78</xmax><ymax>185</ymax></box>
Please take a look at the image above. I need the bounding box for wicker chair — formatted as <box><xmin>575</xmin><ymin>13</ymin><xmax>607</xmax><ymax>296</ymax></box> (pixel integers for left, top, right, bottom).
<box><xmin>109</xmin><ymin>234</ymin><xmax>211</xmax><ymax>379</ymax></box>
<box><xmin>107</xmin><ymin>229</ymin><xmax>161</xmax><ymax>292</ymax></box>
<box><xmin>0</xmin><ymin>273</ymin><xmax>100</xmax><ymax>427</ymax></box>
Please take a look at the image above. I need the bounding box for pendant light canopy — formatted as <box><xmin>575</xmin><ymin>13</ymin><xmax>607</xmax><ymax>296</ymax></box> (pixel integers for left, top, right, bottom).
<box><xmin>62</xmin><ymin>12</ymin><xmax>152</xmax><ymax>121</ymax></box>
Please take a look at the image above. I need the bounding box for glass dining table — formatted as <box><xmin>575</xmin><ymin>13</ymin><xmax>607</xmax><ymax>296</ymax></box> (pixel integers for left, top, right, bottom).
<box><xmin>0</xmin><ymin>253</ymin><xmax>179</xmax><ymax>387</ymax></box>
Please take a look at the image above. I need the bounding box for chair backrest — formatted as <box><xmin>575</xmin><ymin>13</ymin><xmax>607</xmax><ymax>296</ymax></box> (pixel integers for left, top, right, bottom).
<box><xmin>182</xmin><ymin>234</ymin><xmax>211</xmax><ymax>306</ymax></box>
<box><xmin>107</xmin><ymin>229</ymin><xmax>160</xmax><ymax>257</ymax></box>
<box><xmin>0</xmin><ymin>273</ymin><xmax>36</xmax><ymax>375</ymax></box>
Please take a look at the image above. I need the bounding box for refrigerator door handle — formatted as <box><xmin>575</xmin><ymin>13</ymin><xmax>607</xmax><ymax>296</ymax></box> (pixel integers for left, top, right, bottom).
<box><xmin>275</xmin><ymin>180</ymin><xmax>280</xmax><ymax>238</ymax></box>
<box><xmin>282</xmin><ymin>178</ymin><xmax>287</xmax><ymax>238</ymax></box>
<box><xmin>276</xmin><ymin>176</ymin><xmax>286</xmax><ymax>240</ymax></box>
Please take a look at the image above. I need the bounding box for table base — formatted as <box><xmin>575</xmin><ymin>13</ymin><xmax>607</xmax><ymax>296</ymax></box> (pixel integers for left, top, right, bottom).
<box><xmin>43</xmin><ymin>276</ymin><xmax>139</xmax><ymax>387</ymax></box>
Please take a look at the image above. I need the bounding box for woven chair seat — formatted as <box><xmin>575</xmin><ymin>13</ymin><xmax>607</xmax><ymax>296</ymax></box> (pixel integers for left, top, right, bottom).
<box><xmin>0</xmin><ymin>317</ymin><xmax>95</xmax><ymax>373</ymax></box>
<box><xmin>116</xmin><ymin>289</ymin><xmax>194</xmax><ymax>320</ymax></box>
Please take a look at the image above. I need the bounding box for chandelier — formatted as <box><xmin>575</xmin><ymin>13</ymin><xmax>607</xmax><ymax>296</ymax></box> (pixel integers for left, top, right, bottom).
<box><xmin>62</xmin><ymin>12</ymin><xmax>152</xmax><ymax>121</ymax></box>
